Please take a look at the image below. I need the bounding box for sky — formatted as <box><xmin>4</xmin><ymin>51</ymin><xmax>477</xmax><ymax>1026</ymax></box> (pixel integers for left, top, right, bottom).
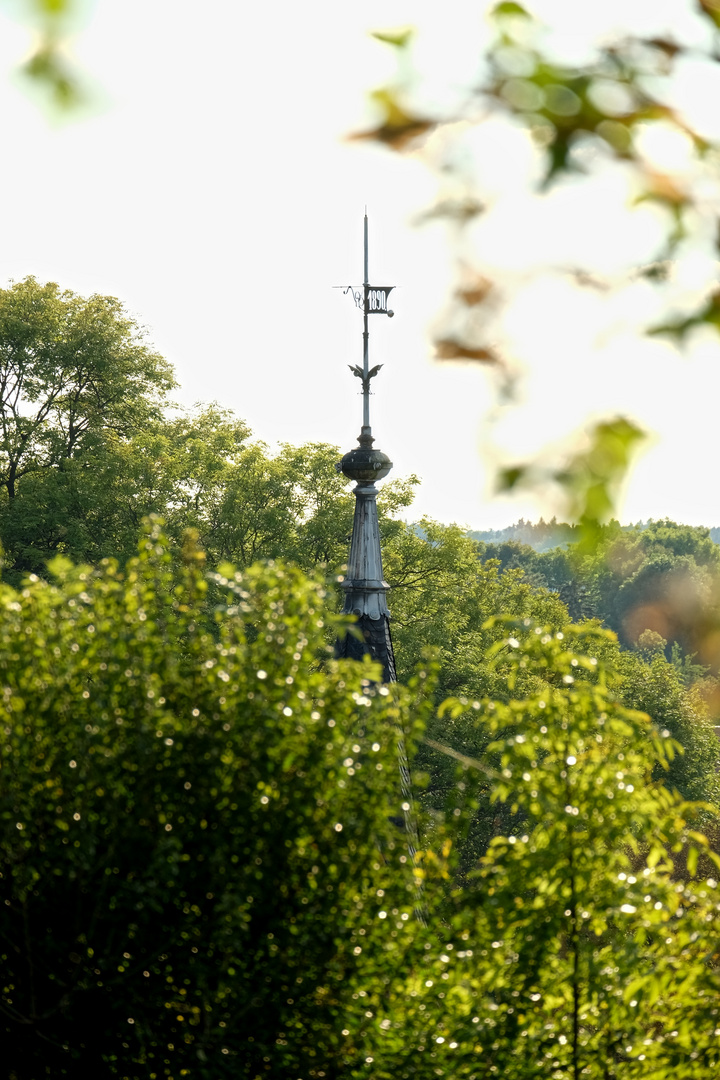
<box><xmin>0</xmin><ymin>0</ymin><xmax>719</xmax><ymax>530</ymax></box>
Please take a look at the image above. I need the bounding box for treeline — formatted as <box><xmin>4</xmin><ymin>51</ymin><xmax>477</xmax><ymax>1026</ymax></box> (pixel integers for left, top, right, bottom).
<box><xmin>472</xmin><ymin>516</ymin><xmax>720</xmax><ymax>554</ymax></box>
<box><xmin>475</xmin><ymin>520</ymin><xmax>720</xmax><ymax>681</ymax></box>
<box><xmin>470</xmin><ymin>517</ymin><xmax>579</xmax><ymax>551</ymax></box>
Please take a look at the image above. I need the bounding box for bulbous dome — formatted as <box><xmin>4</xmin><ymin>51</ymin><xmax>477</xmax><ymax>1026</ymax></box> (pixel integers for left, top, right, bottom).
<box><xmin>340</xmin><ymin>444</ymin><xmax>393</xmax><ymax>483</ymax></box>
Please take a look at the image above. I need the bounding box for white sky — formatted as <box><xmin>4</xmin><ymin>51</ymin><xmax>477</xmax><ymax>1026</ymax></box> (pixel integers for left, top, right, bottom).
<box><xmin>0</xmin><ymin>0</ymin><xmax>719</xmax><ymax>530</ymax></box>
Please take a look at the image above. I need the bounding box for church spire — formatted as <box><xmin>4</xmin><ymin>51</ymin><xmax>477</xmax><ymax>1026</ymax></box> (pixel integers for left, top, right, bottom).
<box><xmin>336</xmin><ymin>212</ymin><xmax>397</xmax><ymax>681</ymax></box>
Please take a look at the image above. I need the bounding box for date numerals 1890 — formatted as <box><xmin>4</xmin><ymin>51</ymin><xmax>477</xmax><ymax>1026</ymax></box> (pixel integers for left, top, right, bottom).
<box><xmin>366</xmin><ymin>288</ymin><xmax>392</xmax><ymax>313</ymax></box>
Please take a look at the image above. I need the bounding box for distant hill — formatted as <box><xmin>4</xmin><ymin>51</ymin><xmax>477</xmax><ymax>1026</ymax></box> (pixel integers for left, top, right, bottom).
<box><xmin>468</xmin><ymin>518</ymin><xmax>577</xmax><ymax>552</ymax></box>
<box><xmin>470</xmin><ymin>518</ymin><xmax>720</xmax><ymax>552</ymax></box>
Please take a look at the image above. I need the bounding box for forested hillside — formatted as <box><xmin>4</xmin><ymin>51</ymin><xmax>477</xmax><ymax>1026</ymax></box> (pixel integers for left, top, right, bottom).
<box><xmin>470</xmin><ymin>518</ymin><xmax>579</xmax><ymax>551</ymax></box>
<box><xmin>475</xmin><ymin>518</ymin><xmax>720</xmax><ymax>675</ymax></box>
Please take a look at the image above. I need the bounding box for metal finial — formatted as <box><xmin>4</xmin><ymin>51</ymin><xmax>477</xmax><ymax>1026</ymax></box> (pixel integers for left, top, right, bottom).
<box><xmin>336</xmin><ymin>212</ymin><xmax>394</xmax><ymax>482</ymax></box>
<box><xmin>335</xmin><ymin>213</ymin><xmax>396</xmax><ymax>446</ymax></box>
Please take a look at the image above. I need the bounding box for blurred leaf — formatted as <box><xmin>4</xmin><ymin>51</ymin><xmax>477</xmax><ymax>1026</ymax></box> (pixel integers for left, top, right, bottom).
<box><xmin>455</xmin><ymin>273</ymin><xmax>493</xmax><ymax>306</ymax></box>
<box><xmin>687</xmin><ymin>844</ymin><xmax>699</xmax><ymax>876</ymax></box>
<box><xmin>495</xmin><ymin>419</ymin><xmax>645</xmax><ymax>551</ymax></box>
<box><xmin>423</xmin><ymin>735</ymin><xmax>497</xmax><ymax>777</ymax></box>
<box><xmin>37</xmin><ymin>0</ymin><xmax>72</xmax><ymax>12</ymax></box>
<box><xmin>639</xmin><ymin>261</ymin><xmax>670</xmax><ymax>281</ymax></box>
<box><xmin>543</xmin><ymin>131</ymin><xmax>576</xmax><ymax>183</ymax></box>
<box><xmin>497</xmin><ymin>465</ymin><xmax>527</xmax><ymax>492</ymax></box>
<box><xmin>492</xmin><ymin>1</ymin><xmax>530</xmax><ymax>16</ymax></box>
<box><xmin>636</xmin><ymin>169</ymin><xmax>687</xmax><ymax>207</ymax></box>
<box><xmin>349</xmin><ymin>88</ymin><xmax>434</xmax><ymax>150</ymax></box>
<box><xmin>11</xmin><ymin>0</ymin><xmax>90</xmax><ymax>113</ymax></box>
<box><xmin>434</xmin><ymin>338</ymin><xmax>498</xmax><ymax>362</ymax></box>
<box><xmin>413</xmin><ymin>197</ymin><xmax>485</xmax><ymax>224</ymax></box>
<box><xmin>371</xmin><ymin>27</ymin><xmax>414</xmax><ymax>48</ymax></box>
<box><xmin>645</xmin><ymin>36</ymin><xmax>684</xmax><ymax>58</ymax></box>
<box><xmin>565</xmin><ymin>418</ymin><xmax>646</xmax><ymax>550</ymax></box>
<box><xmin>22</xmin><ymin>46</ymin><xmax>83</xmax><ymax>109</ymax></box>
<box><xmin>649</xmin><ymin>289</ymin><xmax>720</xmax><ymax>342</ymax></box>
<box><xmin>698</xmin><ymin>0</ymin><xmax>720</xmax><ymax>28</ymax></box>
<box><xmin>596</xmin><ymin>118</ymin><xmax>632</xmax><ymax>153</ymax></box>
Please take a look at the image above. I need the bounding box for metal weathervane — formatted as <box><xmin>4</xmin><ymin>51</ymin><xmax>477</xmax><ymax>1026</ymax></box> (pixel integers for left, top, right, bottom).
<box><xmin>337</xmin><ymin>212</ymin><xmax>395</xmax><ymax>438</ymax></box>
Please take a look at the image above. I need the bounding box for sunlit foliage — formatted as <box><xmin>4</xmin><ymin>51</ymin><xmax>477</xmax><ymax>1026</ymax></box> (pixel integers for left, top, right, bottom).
<box><xmin>0</xmin><ymin>521</ymin><xmax>429</xmax><ymax>1077</ymax></box>
<box><xmin>363</xmin><ymin>625</ymin><xmax>720</xmax><ymax>1080</ymax></box>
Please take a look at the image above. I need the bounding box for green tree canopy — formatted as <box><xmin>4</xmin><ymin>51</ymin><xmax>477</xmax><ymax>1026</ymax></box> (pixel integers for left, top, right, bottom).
<box><xmin>0</xmin><ymin>285</ymin><xmax>420</xmax><ymax>581</ymax></box>
<box><xmin>0</xmin><ymin>277</ymin><xmax>175</xmax><ymax>576</ymax></box>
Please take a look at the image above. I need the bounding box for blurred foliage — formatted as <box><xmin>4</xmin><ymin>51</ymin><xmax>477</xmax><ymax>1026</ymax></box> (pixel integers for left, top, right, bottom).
<box><xmin>5</xmin><ymin>0</ymin><xmax>92</xmax><ymax>109</ymax></box>
<box><xmin>354</xmin><ymin>3</ymin><xmax>720</xmax><ymax>517</ymax></box>
<box><xmin>498</xmin><ymin>417</ymin><xmax>646</xmax><ymax>553</ymax></box>
<box><xmin>357</xmin><ymin>0</ymin><xmax>720</xmax><ymax>293</ymax></box>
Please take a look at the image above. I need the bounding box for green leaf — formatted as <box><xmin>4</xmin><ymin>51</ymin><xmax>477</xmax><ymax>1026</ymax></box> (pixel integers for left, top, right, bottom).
<box><xmin>371</xmin><ymin>27</ymin><xmax>414</xmax><ymax>48</ymax></box>
<box><xmin>492</xmin><ymin>1</ymin><xmax>530</xmax><ymax>16</ymax></box>
<box><xmin>497</xmin><ymin>465</ymin><xmax>527</xmax><ymax>492</ymax></box>
<box><xmin>686</xmin><ymin>845</ymin><xmax>698</xmax><ymax>877</ymax></box>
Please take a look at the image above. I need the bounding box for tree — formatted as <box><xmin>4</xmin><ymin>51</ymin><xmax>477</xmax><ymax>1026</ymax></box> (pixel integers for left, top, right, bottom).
<box><xmin>0</xmin><ymin>277</ymin><xmax>175</xmax><ymax>577</ymax></box>
<box><xmin>0</xmin><ymin>333</ymin><xmax>422</xmax><ymax>581</ymax></box>
<box><xmin>415</xmin><ymin>624</ymin><xmax>720</xmax><ymax>1080</ymax></box>
<box><xmin>382</xmin><ymin>520</ymin><xmax>568</xmax><ymax>690</ymax></box>
<box><xmin>615</xmin><ymin>648</ymin><xmax>720</xmax><ymax>810</ymax></box>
